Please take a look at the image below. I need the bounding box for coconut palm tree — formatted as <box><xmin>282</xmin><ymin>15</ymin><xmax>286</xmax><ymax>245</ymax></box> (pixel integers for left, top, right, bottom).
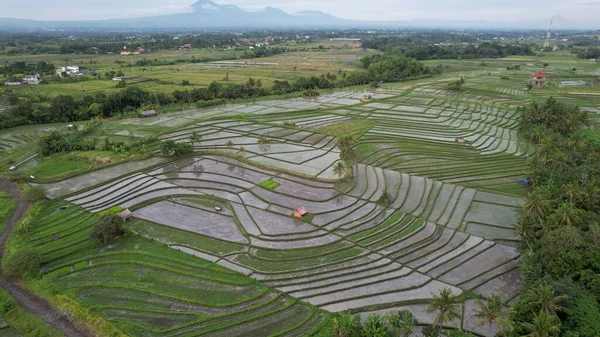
<box><xmin>226</xmin><ymin>140</ymin><xmax>234</xmax><ymax>148</ymax></box>
<box><xmin>523</xmin><ymin>191</ymin><xmax>548</xmax><ymax>221</ymax></box>
<box><xmin>384</xmin><ymin>310</ymin><xmax>416</xmax><ymax>337</ymax></box>
<box><xmin>474</xmin><ymin>294</ymin><xmax>507</xmax><ymax>333</ymax></box>
<box><xmin>426</xmin><ymin>288</ymin><xmax>462</xmax><ymax>329</ymax></box>
<box><xmin>333</xmin><ymin>161</ymin><xmax>347</xmax><ymax>180</ymax></box>
<box><xmin>520</xmin><ymin>311</ymin><xmax>561</xmax><ymax>337</ymax></box>
<box><xmin>190</xmin><ymin>132</ymin><xmax>202</xmax><ymax>147</ymax></box>
<box><xmin>552</xmin><ymin>202</ymin><xmax>583</xmax><ymax>228</ymax></box>
<box><xmin>330</xmin><ymin>312</ymin><xmax>360</xmax><ymax>337</ymax></box>
<box><xmin>525</xmin><ymin>284</ymin><xmax>569</xmax><ymax>320</ymax></box>
<box><xmin>237</xmin><ymin>147</ymin><xmax>247</xmax><ymax>157</ymax></box>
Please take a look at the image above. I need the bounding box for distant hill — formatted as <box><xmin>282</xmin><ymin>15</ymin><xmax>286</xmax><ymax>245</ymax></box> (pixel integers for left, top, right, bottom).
<box><xmin>0</xmin><ymin>0</ymin><xmax>596</xmax><ymax>31</ymax></box>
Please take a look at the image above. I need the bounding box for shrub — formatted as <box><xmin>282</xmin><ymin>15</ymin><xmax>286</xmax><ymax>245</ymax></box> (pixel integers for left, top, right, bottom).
<box><xmin>303</xmin><ymin>89</ymin><xmax>320</xmax><ymax>97</ymax></box>
<box><xmin>160</xmin><ymin>140</ymin><xmax>194</xmax><ymax>157</ymax></box>
<box><xmin>24</xmin><ymin>187</ymin><xmax>46</xmax><ymax>201</ymax></box>
<box><xmin>447</xmin><ymin>77</ymin><xmax>464</xmax><ymax>91</ymax></box>
<box><xmin>2</xmin><ymin>247</ymin><xmax>41</xmax><ymax>278</ymax></box>
<box><xmin>0</xmin><ymin>292</ymin><xmax>14</xmax><ymax>314</ymax></box>
<box><xmin>90</xmin><ymin>214</ymin><xmax>124</xmax><ymax>243</ymax></box>
<box><xmin>565</xmin><ymin>292</ymin><xmax>600</xmax><ymax>337</ymax></box>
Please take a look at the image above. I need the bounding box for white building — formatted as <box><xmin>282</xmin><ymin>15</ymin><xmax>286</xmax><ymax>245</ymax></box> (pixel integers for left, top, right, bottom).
<box><xmin>23</xmin><ymin>74</ymin><xmax>41</xmax><ymax>85</ymax></box>
<box><xmin>56</xmin><ymin>66</ymin><xmax>81</xmax><ymax>77</ymax></box>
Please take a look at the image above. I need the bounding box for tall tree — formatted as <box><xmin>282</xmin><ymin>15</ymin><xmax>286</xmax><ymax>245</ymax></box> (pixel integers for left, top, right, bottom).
<box><xmin>190</xmin><ymin>131</ymin><xmax>202</xmax><ymax>147</ymax></box>
<box><xmin>525</xmin><ymin>284</ymin><xmax>569</xmax><ymax>321</ymax></box>
<box><xmin>333</xmin><ymin>161</ymin><xmax>348</xmax><ymax>180</ymax></box>
<box><xmin>520</xmin><ymin>311</ymin><xmax>561</xmax><ymax>337</ymax></box>
<box><xmin>426</xmin><ymin>288</ymin><xmax>462</xmax><ymax>329</ymax></box>
<box><xmin>474</xmin><ymin>294</ymin><xmax>509</xmax><ymax>334</ymax></box>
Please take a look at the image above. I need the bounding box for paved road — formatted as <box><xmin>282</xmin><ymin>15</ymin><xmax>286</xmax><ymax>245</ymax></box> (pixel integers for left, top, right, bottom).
<box><xmin>0</xmin><ymin>178</ymin><xmax>92</xmax><ymax>337</ymax></box>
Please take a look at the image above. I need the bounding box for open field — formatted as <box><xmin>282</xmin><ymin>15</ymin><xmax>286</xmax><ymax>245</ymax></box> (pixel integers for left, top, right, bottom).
<box><xmin>2</xmin><ymin>49</ymin><xmax>599</xmax><ymax>336</ymax></box>
<box><xmin>6</xmin><ymin>47</ymin><xmax>372</xmax><ymax>99</ymax></box>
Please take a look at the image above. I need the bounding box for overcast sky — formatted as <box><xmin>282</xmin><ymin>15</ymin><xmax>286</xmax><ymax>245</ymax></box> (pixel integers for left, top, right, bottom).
<box><xmin>0</xmin><ymin>0</ymin><xmax>598</xmax><ymax>23</ymax></box>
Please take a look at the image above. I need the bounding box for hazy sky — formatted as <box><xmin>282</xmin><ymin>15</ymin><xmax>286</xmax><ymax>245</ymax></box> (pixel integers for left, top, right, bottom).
<box><xmin>0</xmin><ymin>0</ymin><xmax>598</xmax><ymax>23</ymax></box>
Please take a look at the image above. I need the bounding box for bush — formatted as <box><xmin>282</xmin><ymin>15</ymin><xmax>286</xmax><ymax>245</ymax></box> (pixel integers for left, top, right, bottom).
<box><xmin>0</xmin><ymin>292</ymin><xmax>14</xmax><ymax>314</ymax></box>
<box><xmin>565</xmin><ymin>292</ymin><xmax>600</xmax><ymax>337</ymax></box>
<box><xmin>24</xmin><ymin>187</ymin><xmax>46</xmax><ymax>202</ymax></box>
<box><xmin>90</xmin><ymin>214</ymin><xmax>124</xmax><ymax>243</ymax></box>
<box><xmin>2</xmin><ymin>247</ymin><xmax>41</xmax><ymax>278</ymax></box>
<box><xmin>447</xmin><ymin>77</ymin><xmax>464</xmax><ymax>91</ymax></box>
<box><xmin>303</xmin><ymin>89</ymin><xmax>320</xmax><ymax>97</ymax></box>
<box><xmin>160</xmin><ymin>140</ymin><xmax>194</xmax><ymax>157</ymax></box>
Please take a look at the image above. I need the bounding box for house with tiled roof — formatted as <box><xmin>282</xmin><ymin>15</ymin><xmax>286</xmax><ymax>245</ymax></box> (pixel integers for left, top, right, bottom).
<box><xmin>529</xmin><ymin>71</ymin><xmax>547</xmax><ymax>87</ymax></box>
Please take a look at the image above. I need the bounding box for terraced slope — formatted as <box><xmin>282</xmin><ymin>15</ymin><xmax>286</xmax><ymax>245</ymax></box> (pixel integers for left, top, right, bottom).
<box><xmin>61</xmin><ymin>156</ymin><xmax>522</xmax><ymax>334</ymax></box>
<box><xmin>27</xmin><ymin>202</ymin><xmax>329</xmax><ymax>337</ymax></box>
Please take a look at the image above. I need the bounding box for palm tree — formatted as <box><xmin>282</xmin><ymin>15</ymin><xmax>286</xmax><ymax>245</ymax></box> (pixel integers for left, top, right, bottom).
<box><xmin>525</xmin><ymin>284</ymin><xmax>568</xmax><ymax>321</ymax></box>
<box><xmin>474</xmin><ymin>294</ymin><xmax>508</xmax><ymax>334</ymax></box>
<box><xmin>190</xmin><ymin>132</ymin><xmax>202</xmax><ymax>147</ymax></box>
<box><xmin>226</xmin><ymin>140</ymin><xmax>234</xmax><ymax>148</ymax></box>
<box><xmin>520</xmin><ymin>312</ymin><xmax>561</xmax><ymax>337</ymax></box>
<box><xmin>330</xmin><ymin>312</ymin><xmax>360</xmax><ymax>337</ymax></box>
<box><xmin>523</xmin><ymin>191</ymin><xmax>548</xmax><ymax>221</ymax></box>
<box><xmin>552</xmin><ymin>202</ymin><xmax>583</xmax><ymax>227</ymax></box>
<box><xmin>361</xmin><ymin>314</ymin><xmax>387</xmax><ymax>337</ymax></box>
<box><xmin>426</xmin><ymin>288</ymin><xmax>462</xmax><ymax>329</ymax></box>
<box><xmin>384</xmin><ymin>310</ymin><xmax>416</xmax><ymax>337</ymax></box>
<box><xmin>238</xmin><ymin>147</ymin><xmax>247</xmax><ymax>157</ymax></box>
<box><xmin>333</xmin><ymin>161</ymin><xmax>347</xmax><ymax>180</ymax></box>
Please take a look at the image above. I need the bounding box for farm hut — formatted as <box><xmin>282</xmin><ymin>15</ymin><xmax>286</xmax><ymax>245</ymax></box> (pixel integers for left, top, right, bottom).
<box><xmin>455</xmin><ymin>137</ymin><xmax>468</xmax><ymax>144</ymax></box>
<box><xmin>66</xmin><ymin>124</ymin><xmax>75</xmax><ymax>130</ymax></box>
<box><xmin>294</xmin><ymin>206</ymin><xmax>308</xmax><ymax>218</ymax></box>
<box><xmin>529</xmin><ymin>71</ymin><xmax>547</xmax><ymax>87</ymax></box>
<box><xmin>139</xmin><ymin>110</ymin><xmax>158</xmax><ymax>118</ymax></box>
<box><xmin>118</xmin><ymin>209</ymin><xmax>134</xmax><ymax>221</ymax></box>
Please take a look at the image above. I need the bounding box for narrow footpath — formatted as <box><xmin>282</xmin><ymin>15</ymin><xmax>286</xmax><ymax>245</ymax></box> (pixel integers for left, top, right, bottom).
<box><xmin>0</xmin><ymin>178</ymin><xmax>92</xmax><ymax>337</ymax></box>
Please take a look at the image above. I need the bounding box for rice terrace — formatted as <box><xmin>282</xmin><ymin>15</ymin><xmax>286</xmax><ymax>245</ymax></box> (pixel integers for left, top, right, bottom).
<box><xmin>0</xmin><ymin>5</ymin><xmax>600</xmax><ymax>337</ymax></box>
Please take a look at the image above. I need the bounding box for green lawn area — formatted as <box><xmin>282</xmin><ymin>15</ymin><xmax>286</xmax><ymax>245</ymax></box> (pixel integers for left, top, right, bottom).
<box><xmin>259</xmin><ymin>179</ymin><xmax>280</xmax><ymax>190</ymax></box>
<box><xmin>316</xmin><ymin>119</ymin><xmax>376</xmax><ymax>139</ymax></box>
<box><xmin>28</xmin><ymin>151</ymin><xmax>145</xmax><ymax>182</ymax></box>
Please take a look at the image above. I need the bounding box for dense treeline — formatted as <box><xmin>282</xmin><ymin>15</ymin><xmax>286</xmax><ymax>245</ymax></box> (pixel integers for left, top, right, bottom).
<box><xmin>363</xmin><ymin>37</ymin><xmax>536</xmax><ymax>60</ymax></box>
<box><xmin>0</xmin><ymin>61</ymin><xmax>56</xmax><ymax>76</ymax></box>
<box><xmin>576</xmin><ymin>48</ymin><xmax>600</xmax><ymax>59</ymax></box>
<box><xmin>0</xmin><ymin>34</ymin><xmax>241</xmax><ymax>55</ymax></box>
<box><xmin>508</xmin><ymin>97</ymin><xmax>600</xmax><ymax>336</ymax></box>
<box><xmin>1</xmin><ymin>55</ymin><xmax>437</xmax><ymax>129</ymax></box>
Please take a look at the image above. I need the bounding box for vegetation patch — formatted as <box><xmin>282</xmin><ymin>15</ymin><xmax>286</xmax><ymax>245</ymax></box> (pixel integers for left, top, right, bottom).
<box><xmin>316</xmin><ymin>119</ymin><xmax>376</xmax><ymax>139</ymax></box>
<box><xmin>0</xmin><ymin>192</ymin><xmax>16</xmax><ymax>226</ymax></box>
<box><xmin>259</xmin><ymin>179</ymin><xmax>280</xmax><ymax>190</ymax></box>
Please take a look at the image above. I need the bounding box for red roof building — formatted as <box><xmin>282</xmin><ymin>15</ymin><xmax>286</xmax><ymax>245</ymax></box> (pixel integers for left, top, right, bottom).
<box><xmin>532</xmin><ymin>71</ymin><xmax>546</xmax><ymax>79</ymax></box>
<box><xmin>529</xmin><ymin>71</ymin><xmax>547</xmax><ymax>87</ymax></box>
<box><xmin>294</xmin><ymin>206</ymin><xmax>308</xmax><ymax>218</ymax></box>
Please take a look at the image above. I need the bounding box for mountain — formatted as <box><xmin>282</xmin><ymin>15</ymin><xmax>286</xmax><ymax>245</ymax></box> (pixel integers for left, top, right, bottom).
<box><xmin>0</xmin><ymin>1</ymin><xmax>596</xmax><ymax>31</ymax></box>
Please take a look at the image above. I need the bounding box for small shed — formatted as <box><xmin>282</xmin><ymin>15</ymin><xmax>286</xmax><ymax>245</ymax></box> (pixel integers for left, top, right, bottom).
<box><xmin>118</xmin><ymin>209</ymin><xmax>134</xmax><ymax>221</ymax></box>
<box><xmin>294</xmin><ymin>206</ymin><xmax>308</xmax><ymax>218</ymax></box>
<box><xmin>139</xmin><ymin>110</ymin><xmax>158</xmax><ymax>118</ymax></box>
<box><xmin>529</xmin><ymin>71</ymin><xmax>547</xmax><ymax>87</ymax></box>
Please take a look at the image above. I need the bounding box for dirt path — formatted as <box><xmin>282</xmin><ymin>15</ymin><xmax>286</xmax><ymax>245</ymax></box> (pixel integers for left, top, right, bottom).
<box><xmin>0</xmin><ymin>178</ymin><xmax>92</xmax><ymax>337</ymax></box>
